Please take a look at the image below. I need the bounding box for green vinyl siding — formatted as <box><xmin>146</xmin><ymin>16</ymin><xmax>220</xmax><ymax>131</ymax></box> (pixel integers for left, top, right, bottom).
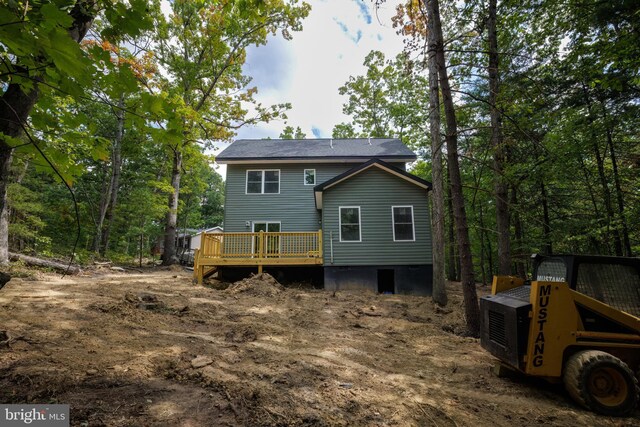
<box><xmin>321</xmin><ymin>167</ymin><xmax>432</xmax><ymax>266</ymax></box>
<box><xmin>223</xmin><ymin>163</ymin><xmax>353</xmax><ymax>232</ymax></box>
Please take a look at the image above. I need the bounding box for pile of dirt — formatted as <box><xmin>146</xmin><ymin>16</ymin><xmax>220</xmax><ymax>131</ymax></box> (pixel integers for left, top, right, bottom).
<box><xmin>226</xmin><ymin>272</ymin><xmax>285</xmax><ymax>297</ymax></box>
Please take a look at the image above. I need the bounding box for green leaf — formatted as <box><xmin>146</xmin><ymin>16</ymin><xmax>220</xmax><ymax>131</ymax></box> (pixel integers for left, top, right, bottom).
<box><xmin>43</xmin><ymin>28</ymin><xmax>89</xmax><ymax>82</ymax></box>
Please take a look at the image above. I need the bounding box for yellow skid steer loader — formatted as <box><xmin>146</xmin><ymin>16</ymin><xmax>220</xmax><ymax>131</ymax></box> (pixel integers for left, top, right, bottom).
<box><xmin>480</xmin><ymin>254</ymin><xmax>640</xmax><ymax>416</ymax></box>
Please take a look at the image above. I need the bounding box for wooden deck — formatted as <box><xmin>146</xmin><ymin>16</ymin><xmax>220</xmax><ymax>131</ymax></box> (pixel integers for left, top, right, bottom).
<box><xmin>193</xmin><ymin>230</ymin><xmax>323</xmax><ymax>284</ymax></box>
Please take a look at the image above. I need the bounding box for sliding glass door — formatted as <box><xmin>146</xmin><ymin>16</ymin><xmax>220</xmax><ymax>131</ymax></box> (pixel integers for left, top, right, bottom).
<box><xmin>252</xmin><ymin>222</ymin><xmax>280</xmax><ymax>256</ymax></box>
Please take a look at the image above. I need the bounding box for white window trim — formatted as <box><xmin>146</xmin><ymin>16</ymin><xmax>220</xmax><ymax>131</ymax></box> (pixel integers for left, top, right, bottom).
<box><xmin>304</xmin><ymin>168</ymin><xmax>316</xmax><ymax>185</ymax></box>
<box><xmin>339</xmin><ymin>206</ymin><xmax>362</xmax><ymax>243</ymax></box>
<box><xmin>245</xmin><ymin>169</ymin><xmax>281</xmax><ymax>194</ymax></box>
<box><xmin>392</xmin><ymin>205</ymin><xmax>415</xmax><ymax>242</ymax></box>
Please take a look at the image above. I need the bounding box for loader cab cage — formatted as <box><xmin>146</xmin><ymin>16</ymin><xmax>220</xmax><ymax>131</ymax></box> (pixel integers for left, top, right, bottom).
<box><xmin>532</xmin><ymin>254</ymin><xmax>640</xmax><ymax>318</ymax></box>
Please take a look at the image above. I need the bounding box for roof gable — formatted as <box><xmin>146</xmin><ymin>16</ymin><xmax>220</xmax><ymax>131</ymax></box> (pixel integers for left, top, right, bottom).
<box><xmin>313</xmin><ymin>159</ymin><xmax>432</xmax><ymax>209</ymax></box>
<box><xmin>216</xmin><ymin>138</ymin><xmax>416</xmax><ymax>163</ymax></box>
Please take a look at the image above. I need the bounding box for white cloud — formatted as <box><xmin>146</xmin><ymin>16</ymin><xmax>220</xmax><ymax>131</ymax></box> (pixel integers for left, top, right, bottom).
<box><xmin>235</xmin><ymin>0</ymin><xmax>405</xmax><ymax>141</ymax></box>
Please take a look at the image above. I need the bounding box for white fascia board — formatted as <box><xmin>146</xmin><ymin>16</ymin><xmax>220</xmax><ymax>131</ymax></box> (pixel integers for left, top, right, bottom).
<box><xmin>322</xmin><ymin>163</ymin><xmax>430</xmax><ymax>192</ymax></box>
<box><xmin>216</xmin><ymin>158</ymin><xmax>414</xmax><ymax>165</ymax></box>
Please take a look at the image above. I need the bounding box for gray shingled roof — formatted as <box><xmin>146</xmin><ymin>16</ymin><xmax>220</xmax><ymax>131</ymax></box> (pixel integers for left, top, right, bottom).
<box><xmin>215</xmin><ymin>138</ymin><xmax>416</xmax><ymax>162</ymax></box>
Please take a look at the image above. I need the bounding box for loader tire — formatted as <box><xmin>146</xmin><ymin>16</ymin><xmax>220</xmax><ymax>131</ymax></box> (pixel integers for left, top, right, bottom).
<box><xmin>563</xmin><ymin>350</ymin><xmax>638</xmax><ymax>416</ymax></box>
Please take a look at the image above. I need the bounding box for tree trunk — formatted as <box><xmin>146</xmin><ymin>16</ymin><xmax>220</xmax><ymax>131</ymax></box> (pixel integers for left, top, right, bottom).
<box><xmin>578</xmin><ymin>155</ymin><xmax>604</xmax><ymax>253</ymax></box>
<box><xmin>582</xmin><ymin>84</ymin><xmax>621</xmax><ymax>255</ymax></box>
<box><xmin>597</xmin><ymin>94</ymin><xmax>631</xmax><ymax>256</ymax></box>
<box><xmin>162</xmin><ymin>149</ymin><xmax>182</xmax><ymax>265</ymax></box>
<box><xmin>101</xmin><ymin>96</ymin><xmax>125</xmax><ymax>255</ymax></box>
<box><xmin>592</xmin><ymin>139</ymin><xmax>621</xmax><ymax>255</ymax></box>
<box><xmin>92</xmin><ymin>163</ymin><xmax>112</xmax><ymax>253</ymax></box>
<box><xmin>540</xmin><ymin>180</ymin><xmax>552</xmax><ymax>255</ymax></box>
<box><xmin>139</xmin><ymin>231</ymin><xmax>144</xmax><ymax>268</ymax></box>
<box><xmin>8</xmin><ymin>159</ymin><xmax>31</xmax><ymax>254</ymax></box>
<box><xmin>488</xmin><ymin>0</ymin><xmax>510</xmax><ymax>275</ymax></box>
<box><xmin>0</xmin><ymin>2</ymin><xmax>96</xmax><ymax>264</ymax></box>
<box><xmin>446</xmin><ymin>171</ymin><xmax>458</xmax><ymax>281</ymax></box>
<box><xmin>604</xmin><ymin>122</ymin><xmax>632</xmax><ymax>256</ymax></box>
<box><xmin>0</xmin><ymin>83</ymin><xmax>40</xmax><ymax>264</ymax></box>
<box><xmin>485</xmin><ymin>222</ymin><xmax>494</xmax><ymax>277</ymax></box>
<box><xmin>426</xmin><ymin>0</ymin><xmax>480</xmax><ymax>336</ymax></box>
<box><xmin>511</xmin><ymin>188</ymin><xmax>527</xmax><ymax>278</ymax></box>
<box><xmin>478</xmin><ymin>205</ymin><xmax>487</xmax><ymax>285</ymax></box>
<box><xmin>0</xmin><ymin>147</ymin><xmax>13</xmax><ymax>266</ymax></box>
<box><xmin>427</xmin><ymin>13</ymin><xmax>448</xmax><ymax>306</ymax></box>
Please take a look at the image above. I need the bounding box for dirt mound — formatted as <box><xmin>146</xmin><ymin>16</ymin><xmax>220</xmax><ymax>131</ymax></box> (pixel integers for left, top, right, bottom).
<box><xmin>226</xmin><ymin>272</ymin><xmax>284</xmax><ymax>297</ymax></box>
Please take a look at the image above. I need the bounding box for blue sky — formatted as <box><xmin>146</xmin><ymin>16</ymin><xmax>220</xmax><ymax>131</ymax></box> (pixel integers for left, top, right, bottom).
<box><xmin>234</xmin><ymin>0</ymin><xmax>405</xmax><ymax>142</ymax></box>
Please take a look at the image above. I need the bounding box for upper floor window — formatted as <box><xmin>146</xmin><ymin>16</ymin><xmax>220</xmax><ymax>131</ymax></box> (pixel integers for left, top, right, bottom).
<box><xmin>304</xmin><ymin>169</ymin><xmax>316</xmax><ymax>185</ymax></box>
<box><xmin>339</xmin><ymin>206</ymin><xmax>361</xmax><ymax>242</ymax></box>
<box><xmin>246</xmin><ymin>170</ymin><xmax>280</xmax><ymax>194</ymax></box>
<box><xmin>392</xmin><ymin>206</ymin><xmax>415</xmax><ymax>241</ymax></box>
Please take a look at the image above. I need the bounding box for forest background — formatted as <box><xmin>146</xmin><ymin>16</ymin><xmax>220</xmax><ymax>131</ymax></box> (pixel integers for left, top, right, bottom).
<box><xmin>0</xmin><ymin>0</ymin><xmax>637</xmax><ymax>296</ymax></box>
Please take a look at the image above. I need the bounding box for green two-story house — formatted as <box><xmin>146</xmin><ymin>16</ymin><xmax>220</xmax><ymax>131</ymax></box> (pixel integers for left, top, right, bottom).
<box><xmin>196</xmin><ymin>138</ymin><xmax>433</xmax><ymax>295</ymax></box>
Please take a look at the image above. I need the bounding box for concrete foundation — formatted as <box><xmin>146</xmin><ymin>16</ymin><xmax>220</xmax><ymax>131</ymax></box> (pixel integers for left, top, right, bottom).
<box><xmin>323</xmin><ymin>265</ymin><xmax>432</xmax><ymax>296</ymax></box>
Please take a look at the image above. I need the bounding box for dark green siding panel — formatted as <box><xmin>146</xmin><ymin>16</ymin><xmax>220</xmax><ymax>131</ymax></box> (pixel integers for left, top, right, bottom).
<box><xmin>223</xmin><ymin>163</ymin><xmax>353</xmax><ymax>232</ymax></box>
<box><xmin>321</xmin><ymin>168</ymin><xmax>432</xmax><ymax>266</ymax></box>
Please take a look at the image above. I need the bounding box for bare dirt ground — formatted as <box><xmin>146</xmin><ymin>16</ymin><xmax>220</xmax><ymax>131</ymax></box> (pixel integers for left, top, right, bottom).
<box><xmin>0</xmin><ymin>267</ymin><xmax>638</xmax><ymax>426</ymax></box>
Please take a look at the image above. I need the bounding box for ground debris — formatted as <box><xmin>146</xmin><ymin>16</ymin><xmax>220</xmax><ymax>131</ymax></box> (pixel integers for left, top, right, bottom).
<box><xmin>8</xmin><ymin>252</ymin><xmax>81</xmax><ymax>275</ymax></box>
<box><xmin>435</xmin><ymin>305</ymin><xmax>454</xmax><ymax>315</ymax></box>
<box><xmin>191</xmin><ymin>355</ymin><xmax>214</xmax><ymax>369</ymax></box>
<box><xmin>0</xmin><ymin>270</ymin><xmax>624</xmax><ymax>427</ymax></box>
<box><xmin>225</xmin><ymin>327</ymin><xmax>257</xmax><ymax>343</ymax></box>
<box><xmin>0</xmin><ymin>330</ymin><xmax>9</xmax><ymax>346</ymax></box>
<box><xmin>124</xmin><ymin>292</ymin><xmax>166</xmax><ymax>311</ymax></box>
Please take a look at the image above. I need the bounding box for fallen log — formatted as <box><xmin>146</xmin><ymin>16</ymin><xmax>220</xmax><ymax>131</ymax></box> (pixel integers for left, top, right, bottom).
<box><xmin>9</xmin><ymin>252</ymin><xmax>81</xmax><ymax>275</ymax></box>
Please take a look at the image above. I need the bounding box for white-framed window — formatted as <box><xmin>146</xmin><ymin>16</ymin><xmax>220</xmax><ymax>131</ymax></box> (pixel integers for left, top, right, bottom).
<box><xmin>339</xmin><ymin>206</ymin><xmax>361</xmax><ymax>242</ymax></box>
<box><xmin>252</xmin><ymin>221</ymin><xmax>281</xmax><ymax>233</ymax></box>
<box><xmin>246</xmin><ymin>169</ymin><xmax>280</xmax><ymax>194</ymax></box>
<box><xmin>304</xmin><ymin>169</ymin><xmax>316</xmax><ymax>185</ymax></box>
<box><xmin>392</xmin><ymin>206</ymin><xmax>415</xmax><ymax>241</ymax></box>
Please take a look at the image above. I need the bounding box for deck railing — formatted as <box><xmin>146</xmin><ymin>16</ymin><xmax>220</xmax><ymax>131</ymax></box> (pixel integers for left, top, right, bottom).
<box><xmin>194</xmin><ymin>230</ymin><xmax>323</xmax><ymax>283</ymax></box>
